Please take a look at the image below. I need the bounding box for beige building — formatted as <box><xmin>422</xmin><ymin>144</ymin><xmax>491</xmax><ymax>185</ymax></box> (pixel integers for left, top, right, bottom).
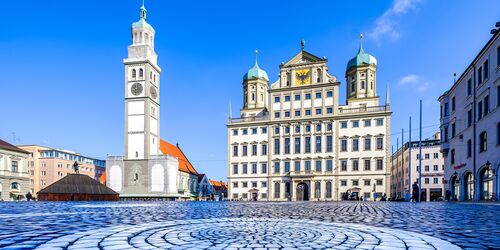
<box><xmin>391</xmin><ymin>133</ymin><xmax>444</xmax><ymax>201</ymax></box>
<box><xmin>227</xmin><ymin>37</ymin><xmax>392</xmax><ymax>201</ymax></box>
<box><xmin>18</xmin><ymin>145</ymin><xmax>105</xmax><ymax>198</ymax></box>
<box><xmin>0</xmin><ymin>139</ymin><xmax>30</xmax><ymax>201</ymax></box>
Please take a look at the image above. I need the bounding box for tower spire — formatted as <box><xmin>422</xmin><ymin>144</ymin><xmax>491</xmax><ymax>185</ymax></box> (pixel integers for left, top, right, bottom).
<box><xmin>140</xmin><ymin>0</ymin><xmax>147</xmax><ymax>20</ymax></box>
<box><xmin>228</xmin><ymin>100</ymin><xmax>233</xmax><ymax>120</ymax></box>
<box><xmin>358</xmin><ymin>33</ymin><xmax>365</xmax><ymax>54</ymax></box>
<box><xmin>386</xmin><ymin>82</ymin><xmax>390</xmax><ymax>105</ymax></box>
<box><xmin>254</xmin><ymin>49</ymin><xmax>259</xmax><ymax>67</ymax></box>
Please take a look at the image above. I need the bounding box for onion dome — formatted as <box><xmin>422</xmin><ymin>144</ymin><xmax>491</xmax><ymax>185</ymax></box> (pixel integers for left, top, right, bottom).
<box><xmin>243</xmin><ymin>50</ymin><xmax>269</xmax><ymax>81</ymax></box>
<box><xmin>346</xmin><ymin>34</ymin><xmax>377</xmax><ymax>71</ymax></box>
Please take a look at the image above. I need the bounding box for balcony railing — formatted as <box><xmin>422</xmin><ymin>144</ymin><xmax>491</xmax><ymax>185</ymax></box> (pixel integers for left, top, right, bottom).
<box><xmin>338</xmin><ymin>105</ymin><xmax>389</xmax><ymax>114</ymax></box>
<box><xmin>229</xmin><ymin>115</ymin><xmax>269</xmax><ymax>124</ymax></box>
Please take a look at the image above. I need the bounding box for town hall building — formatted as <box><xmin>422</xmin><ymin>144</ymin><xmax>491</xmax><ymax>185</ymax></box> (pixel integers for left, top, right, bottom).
<box><xmin>227</xmin><ymin>37</ymin><xmax>391</xmax><ymax>201</ymax></box>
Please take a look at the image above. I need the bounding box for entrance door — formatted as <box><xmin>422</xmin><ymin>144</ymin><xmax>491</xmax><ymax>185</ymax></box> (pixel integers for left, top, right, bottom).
<box><xmin>251</xmin><ymin>192</ymin><xmax>258</xmax><ymax>201</ymax></box>
<box><xmin>296</xmin><ymin>182</ymin><xmax>309</xmax><ymax>201</ymax></box>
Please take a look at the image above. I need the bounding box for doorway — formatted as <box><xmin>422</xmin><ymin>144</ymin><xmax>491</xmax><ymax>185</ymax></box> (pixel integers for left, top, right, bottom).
<box><xmin>296</xmin><ymin>182</ymin><xmax>309</xmax><ymax>201</ymax></box>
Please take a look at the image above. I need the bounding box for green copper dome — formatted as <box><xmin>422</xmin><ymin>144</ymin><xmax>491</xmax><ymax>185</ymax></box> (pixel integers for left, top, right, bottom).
<box><xmin>346</xmin><ymin>35</ymin><xmax>377</xmax><ymax>71</ymax></box>
<box><xmin>132</xmin><ymin>4</ymin><xmax>154</xmax><ymax>31</ymax></box>
<box><xmin>243</xmin><ymin>62</ymin><xmax>269</xmax><ymax>81</ymax></box>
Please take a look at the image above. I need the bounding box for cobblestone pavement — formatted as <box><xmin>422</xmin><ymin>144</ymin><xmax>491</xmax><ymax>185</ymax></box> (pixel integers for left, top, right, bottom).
<box><xmin>0</xmin><ymin>202</ymin><xmax>498</xmax><ymax>249</ymax></box>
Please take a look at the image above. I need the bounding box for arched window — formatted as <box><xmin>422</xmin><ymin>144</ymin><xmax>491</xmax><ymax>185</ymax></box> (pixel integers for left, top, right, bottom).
<box><xmin>450</xmin><ymin>149</ymin><xmax>455</xmax><ymax>165</ymax></box>
<box><xmin>252</xmin><ymin>93</ymin><xmax>255</xmax><ymax>101</ymax></box>
<box><xmin>467</xmin><ymin>139</ymin><xmax>472</xmax><ymax>158</ymax></box>
<box><xmin>10</xmin><ymin>182</ymin><xmax>20</xmax><ymax>190</ymax></box>
<box><xmin>351</xmin><ymin>82</ymin><xmax>355</xmax><ymax>92</ymax></box>
<box><xmin>317</xmin><ymin>69</ymin><xmax>321</xmax><ymax>83</ymax></box>
<box><xmin>274</xmin><ymin>182</ymin><xmax>280</xmax><ymax>199</ymax></box>
<box><xmin>314</xmin><ymin>181</ymin><xmax>321</xmax><ymax>199</ymax></box>
<box><xmin>479</xmin><ymin>131</ymin><xmax>487</xmax><ymax>152</ymax></box>
<box><xmin>326</xmin><ymin>181</ymin><xmax>332</xmax><ymax>198</ymax></box>
<box><xmin>151</xmin><ymin>164</ymin><xmax>165</xmax><ymax>191</ymax></box>
<box><xmin>464</xmin><ymin>172</ymin><xmax>474</xmax><ymax>200</ymax></box>
<box><xmin>132</xmin><ymin>69</ymin><xmax>136</xmax><ymax>78</ymax></box>
<box><xmin>480</xmin><ymin>167</ymin><xmax>493</xmax><ymax>200</ymax></box>
<box><xmin>260</xmin><ymin>94</ymin><xmax>263</xmax><ymax>102</ymax></box>
<box><xmin>109</xmin><ymin>165</ymin><xmax>122</xmax><ymax>192</ymax></box>
<box><xmin>139</xmin><ymin>68</ymin><xmax>144</xmax><ymax>78</ymax></box>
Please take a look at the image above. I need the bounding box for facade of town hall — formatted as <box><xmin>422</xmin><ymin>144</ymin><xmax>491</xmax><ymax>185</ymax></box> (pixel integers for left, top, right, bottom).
<box><xmin>227</xmin><ymin>39</ymin><xmax>391</xmax><ymax>201</ymax></box>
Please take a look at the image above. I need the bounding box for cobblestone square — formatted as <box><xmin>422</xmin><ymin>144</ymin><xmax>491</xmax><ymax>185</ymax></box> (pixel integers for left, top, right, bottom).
<box><xmin>0</xmin><ymin>201</ymin><xmax>498</xmax><ymax>249</ymax></box>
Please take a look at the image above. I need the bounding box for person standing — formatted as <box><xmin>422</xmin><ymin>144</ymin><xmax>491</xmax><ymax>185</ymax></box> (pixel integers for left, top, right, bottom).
<box><xmin>26</xmin><ymin>192</ymin><xmax>32</xmax><ymax>201</ymax></box>
<box><xmin>412</xmin><ymin>182</ymin><xmax>419</xmax><ymax>202</ymax></box>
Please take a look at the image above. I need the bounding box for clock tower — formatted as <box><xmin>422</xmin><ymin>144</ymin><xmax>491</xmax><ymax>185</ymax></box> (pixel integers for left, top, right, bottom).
<box><xmin>124</xmin><ymin>3</ymin><xmax>161</xmax><ymax>159</ymax></box>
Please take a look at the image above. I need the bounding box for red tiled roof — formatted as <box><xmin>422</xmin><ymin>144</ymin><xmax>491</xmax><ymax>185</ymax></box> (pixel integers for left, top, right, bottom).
<box><xmin>159</xmin><ymin>140</ymin><xmax>198</xmax><ymax>175</ymax></box>
<box><xmin>209</xmin><ymin>180</ymin><xmax>228</xmax><ymax>189</ymax></box>
<box><xmin>0</xmin><ymin>139</ymin><xmax>30</xmax><ymax>154</ymax></box>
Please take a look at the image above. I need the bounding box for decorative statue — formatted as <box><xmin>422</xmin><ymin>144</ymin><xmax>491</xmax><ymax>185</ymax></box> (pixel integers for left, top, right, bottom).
<box><xmin>73</xmin><ymin>161</ymin><xmax>79</xmax><ymax>174</ymax></box>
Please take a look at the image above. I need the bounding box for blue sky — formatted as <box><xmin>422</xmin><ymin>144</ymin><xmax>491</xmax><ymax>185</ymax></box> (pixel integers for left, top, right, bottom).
<box><xmin>0</xmin><ymin>0</ymin><xmax>498</xmax><ymax>181</ymax></box>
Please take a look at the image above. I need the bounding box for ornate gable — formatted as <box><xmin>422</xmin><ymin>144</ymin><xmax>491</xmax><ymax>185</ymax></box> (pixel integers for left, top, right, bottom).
<box><xmin>282</xmin><ymin>50</ymin><xmax>326</xmax><ymax>67</ymax></box>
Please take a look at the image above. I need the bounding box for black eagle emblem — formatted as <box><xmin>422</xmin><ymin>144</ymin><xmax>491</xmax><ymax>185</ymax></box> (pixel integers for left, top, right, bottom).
<box><xmin>296</xmin><ymin>71</ymin><xmax>310</xmax><ymax>84</ymax></box>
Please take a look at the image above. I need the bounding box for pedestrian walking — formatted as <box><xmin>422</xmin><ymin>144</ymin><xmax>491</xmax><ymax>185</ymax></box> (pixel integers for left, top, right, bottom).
<box><xmin>412</xmin><ymin>182</ymin><xmax>419</xmax><ymax>202</ymax></box>
<box><xmin>445</xmin><ymin>190</ymin><xmax>451</xmax><ymax>201</ymax></box>
<box><xmin>26</xmin><ymin>192</ymin><xmax>32</xmax><ymax>201</ymax></box>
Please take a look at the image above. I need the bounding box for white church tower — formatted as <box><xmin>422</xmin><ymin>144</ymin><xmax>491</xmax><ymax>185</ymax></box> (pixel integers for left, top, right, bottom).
<box><xmin>107</xmin><ymin>2</ymin><xmax>179</xmax><ymax>199</ymax></box>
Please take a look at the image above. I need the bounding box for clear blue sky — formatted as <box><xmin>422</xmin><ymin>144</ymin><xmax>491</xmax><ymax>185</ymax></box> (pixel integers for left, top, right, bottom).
<box><xmin>0</xmin><ymin>1</ymin><xmax>498</xmax><ymax>181</ymax></box>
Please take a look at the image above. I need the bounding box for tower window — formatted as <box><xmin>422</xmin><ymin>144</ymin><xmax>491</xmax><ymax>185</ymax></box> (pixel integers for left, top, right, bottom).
<box><xmin>132</xmin><ymin>69</ymin><xmax>136</xmax><ymax>78</ymax></box>
<box><xmin>252</xmin><ymin>93</ymin><xmax>255</xmax><ymax>101</ymax></box>
<box><xmin>135</xmin><ymin>151</ymin><xmax>138</xmax><ymax>158</ymax></box>
<box><xmin>139</xmin><ymin>68</ymin><xmax>144</xmax><ymax>78</ymax></box>
<box><xmin>361</xmin><ymin>81</ymin><xmax>365</xmax><ymax>89</ymax></box>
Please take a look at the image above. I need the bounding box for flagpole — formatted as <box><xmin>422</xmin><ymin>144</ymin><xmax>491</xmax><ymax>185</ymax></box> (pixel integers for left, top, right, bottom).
<box><xmin>418</xmin><ymin>100</ymin><xmax>423</xmax><ymax>202</ymax></box>
<box><xmin>396</xmin><ymin>138</ymin><xmax>399</xmax><ymax>199</ymax></box>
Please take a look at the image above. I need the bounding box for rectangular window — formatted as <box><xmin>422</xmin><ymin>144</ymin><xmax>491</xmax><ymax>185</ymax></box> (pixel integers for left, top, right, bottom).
<box><xmin>284</xmin><ymin>95</ymin><xmax>291</xmax><ymax>102</ymax></box>
<box><xmin>341</xmin><ymin>139</ymin><xmax>347</xmax><ymax>152</ymax></box>
<box><xmin>275</xmin><ymin>127</ymin><xmax>280</xmax><ymax>135</ymax></box>
<box><xmin>305</xmin><ymin>137</ymin><xmax>311</xmax><ymax>153</ymax></box>
<box><xmin>285</xmin><ymin>126</ymin><xmax>290</xmax><ymax>134</ymax></box>
<box><xmin>433</xmin><ymin>165</ymin><xmax>438</xmax><ymax>171</ymax></box>
<box><xmin>327</xmin><ymin>91</ymin><xmax>333</xmax><ymax>97</ymax></box>
<box><xmin>451</xmin><ymin>122</ymin><xmax>456</xmax><ymax>138</ymax></box>
<box><xmin>352</xmin><ymin>180</ymin><xmax>359</xmax><ymax>186</ymax></box>
<box><xmin>326</xmin><ymin>136</ymin><xmax>333</xmax><ymax>152</ymax></box>
<box><xmin>315</xmin><ymin>92</ymin><xmax>322</xmax><ymax>99</ymax></box>
<box><xmin>444</xmin><ymin>103</ymin><xmax>449</xmax><ymax>116</ymax></box>
<box><xmin>364</xmin><ymin>180</ymin><xmax>371</xmax><ymax>186</ymax></box>
<box><xmin>284</xmin><ymin>162</ymin><xmax>290</xmax><ymax>173</ymax></box>
<box><xmin>497</xmin><ymin>85</ymin><xmax>500</xmax><ymax>108</ymax></box>
<box><xmin>341</xmin><ymin>180</ymin><xmax>347</xmax><ymax>186</ymax></box>
<box><xmin>315</xmin><ymin>160</ymin><xmax>322</xmax><ymax>172</ymax></box>
<box><xmin>425</xmin><ymin>153</ymin><xmax>430</xmax><ymax>159</ymax></box>
<box><xmin>352</xmin><ymin>159</ymin><xmax>359</xmax><ymax>171</ymax></box>
<box><xmin>285</xmin><ymin>111</ymin><xmax>290</xmax><ymax>117</ymax></box>
<box><xmin>425</xmin><ymin>178</ymin><xmax>429</xmax><ymax>184</ymax></box>
<box><xmin>252</xmin><ymin>145</ymin><xmax>257</xmax><ymax>156</ymax></box>
<box><xmin>295</xmin><ymin>138</ymin><xmax>301</xmax><ymax>153</ymax></box>
<box><xmin>484</xmin><ymin>95</ymin><xmax>489</xmax><ymax>115</ymax></box>
<box><xmin>364</xmin><ymin>120</ymin><xmax>371</xmax><ymax>127</ymax></box>
<box><xmin>305</xmin><ymin>161</ymin><xmax>311</xmax><ymax>172</ymax></box>
<box><xmin>295</xmin><ymin>125</ymin><xmax>301</xmax><ymax>133</ymax></box>
<box><xmin>497</xmin><ymin>46</ymin><xmax>500</xmax><ymax>67</ymax></box>
<box><xmin>434</xmin><ymin>153</ymin><xmax>439</xmax><ymax>159</ymax></box>
<box><xmin>376</xmin><ymin>138</ymin><xmax>383</xmax><ymax>150</ymax></box>
<box><xmin>327</xmin><ymin>123</ymin><xmax>332</xmax><ymax>131</ymax></box>
<box><xmin>242</xmin><ymin>129</ymin><xmax>248</xmax><ymax>135</ymax></box>
<box><xmin>262</xmin><ymin>144</ymin><xmax>267</xmax><ymax>155</ymax></box>
<box><xmin>252</xmin><ymin>128</ymin><xmax>257</xmax><ymax>134</ymax></box>
<box><xmin>233</xmin><ymin>145</ymin><xmax>238</xmax><ymax>156</ymax></box>
<box><xmin>274</xmin><ymin>112</ymin><xmax>280</xmax><ymax>118</ymax></box>
<box><xmin>242</xmin><ymin>146</ymin><xmax>247</xmax><ymax>156</ymax></box>
<box><xmin>252</xmin><ymin>182</ymin><xmax>257</xmax><ymax>188</ymax></box>
<box><xmin>242</xmin><ymin>182</ymin><xmax>248</xmax><ymax>188</ymax></box>
<box><xmin>316</xmin><ymin>124</ymin><xmax>321</xmax><ymax>132</ymax></box>
<box><xmin>261</xmin><ymin>163</ymin><xmax>267</xmax><ymax>174</ymax></box>
<box><xmin>451</xmin><ymin>97</ymin><xmax>455</xmax><ymax>111</ymax></box>
<box><xmin>376</xmin><ymin>179</ymin><xmax>383</xmax><ymax>185</ymax></box>
<box><xmin>233</xmin><ymin>182</ymin><xmax>238</xmax><ymax>188</ymax></box>
<box><xmin>376</xmin><ymin>159</ymin><xmax>383</xmax><ymax>170</ymax></box>
<box><xmin>352</xmin><ymin>121</ymin><xmax>359</xmax><ymax>128</ymax></box>
<box><xmin>425</xmin><ymin>165</ymin><xmax>429</xmax><ymax>172</ymax></box>
<box><xmin>316</xmin><ymin>109</ymin><xmax>322</xmax><ymax>115</ymax></box>
<box><xmin>252</xmin><ymin>164</ymin><xmax>257</xmax><ymax>174</ymax></box>
<box><xmin>11</xmin><ymin>161</ymin><xmax>18</xmax><ymax>172</ymax></box>
<box><xmin>261</xmin><ymin>127</ymin><xmax>267</xmax><ymax>134</ymax></box>
<box><xmin>274</xmin><ymin>139</ymin><xmax>280</xmax><ymax>154</ymax></box>
<box><xmin>478</xmin><ymin>100</ymin><xmax>483</xmax><ymax>120</ymax></box>
<box><xmin>433</xmin><ymin>178</ymin><xmax>438</xmax><ymax>184</ymax></box>
<box><xmin>364</xmin><ymin>160</ymin><xmax>371</xmax><ymax>171</ymax></box>
<box><xmin>327</xmin><ymin>107</ymin><xmax>333</xmax><ymax>114</ymax></box>
<box><xmin>305</xmin><ymin>109</ymin><xmax>311</xmax><ymax>116</ymax></box>
<box><xmin>484</xmin><ymin>60</ymin><xmax>489</xmax><ymax>80</ymax></box>
<box><xmin>341</xmin><ymin>160</ymin><xmax>347</xmax><ymax>171</ymax></box>
<box><xmin>376</xmin><ymin>119</ymin><xmax>383</xmax><ymax>126</ymax></box>
<box><xmin>233</xmin><ymin>129</ymin><xmax>238</xmax><ymax>136</ymax></box>
<box><xmin>284</xmin><ymin>138</ymin><xmax>290</xmax><ymax>154</ymax></box>
<box><xmin>295</xmin><ymin>110</ymin><xmax>301</xmax><ymax>116</ymax></box>
<box><xmin>352</xmin><ymin>139</ymin><xmax>359</xmax><ymax>151</ymax></box>
<box><xmin>315</xmin><ymin>136</ymin><xmax>322</xmax><ymax>153</ymax></box>
<box><xmin>294</xmin><ymin>161</ymin><xmax>301</xmax><ymax>172</ymax></box>
<box><xmin>274</xmin><ymin>96</ymin><xmax>280</xmax><ymax>103</ymax></box>
<box><xmin>478</xmin><ymin>66</ymin><xmax>483</xmax><ymax>83</ymax></box>
<box><xmin>294</xmin><ymin>94</ymin><xmax>301</xmax><ymax>101</ymax></box>
<box><xmin>341</xmin><ymin>122</ymin><xmax>347</xmax><ymax>128</ymax></box>
<box><xmin>233</xmin><ymin>164</ymin><xmax>238</xmax><ymax>174</ymax></box>
<box><xmin>305</xmin><ymin>93</ymin><xmax>311</xmax><ymax>99</ymax></box>
<box><xmin>242</xmin><ymin>164</ymin><xmax>248</xmax><ymax>174</ymax></box>
<box><xmin>274</xmin><ymin>162</ymin><xmax>280</xmax><ymax>174</ymax></box>
<box><xmin>305</xmin><ymin>125</ymin><xmax>311</xmax><ymax>132</ymax></box>
<box><xmin>364</xmin><ymin>138</ymin><xmax>371</xmax><ymax>150</ymax></box>
<box><xmin>326</xmin><ymin>160</ymin><xmax>333</xmax><ymax>172</ymax></box>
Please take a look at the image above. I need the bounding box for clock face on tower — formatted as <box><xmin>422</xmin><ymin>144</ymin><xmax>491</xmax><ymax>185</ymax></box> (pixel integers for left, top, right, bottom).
<box><xmin>131</xmin><ymin>82</ymin><xmax>143</xmax><ymax>96</ymax></box>
<box><xmin>150</xmin><ymin>86</ymin><xmax>157</xmax><ymax>99</ymax></box>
